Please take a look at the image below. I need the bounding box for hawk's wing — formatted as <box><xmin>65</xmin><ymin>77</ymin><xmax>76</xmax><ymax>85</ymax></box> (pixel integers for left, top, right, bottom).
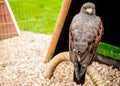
<box><xmin>80</xmin><ymin>20</ymin><xmax>104</xmax><ymax>67</ymax></box>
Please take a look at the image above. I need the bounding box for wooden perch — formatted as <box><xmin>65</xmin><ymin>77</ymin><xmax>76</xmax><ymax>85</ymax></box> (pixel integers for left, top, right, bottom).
<box><xmin>44</xmin><ymin>51</ymin><xmax>107</xmax><ymax>86</ymax></box>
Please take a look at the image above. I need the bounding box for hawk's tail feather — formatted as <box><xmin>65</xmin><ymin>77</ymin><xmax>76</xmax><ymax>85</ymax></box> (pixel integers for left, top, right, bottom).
<box><xmin>74</xmin><ymin>64</ymin><xmax>86</xmax><ymax>85</ymax></box>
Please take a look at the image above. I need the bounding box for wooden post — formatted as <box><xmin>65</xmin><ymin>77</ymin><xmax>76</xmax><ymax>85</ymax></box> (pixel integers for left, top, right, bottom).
<box><xmin>44</xmin><ymin>0</ymin><xmax>72</xmax><ymax>63</ymax></box>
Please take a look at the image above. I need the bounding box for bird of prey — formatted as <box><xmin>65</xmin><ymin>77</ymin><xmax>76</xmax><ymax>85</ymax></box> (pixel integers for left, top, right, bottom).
<box><xmin>69</xmin><ymin>2</ymin><xmax>104</xmax><ymax>85</ymax></box>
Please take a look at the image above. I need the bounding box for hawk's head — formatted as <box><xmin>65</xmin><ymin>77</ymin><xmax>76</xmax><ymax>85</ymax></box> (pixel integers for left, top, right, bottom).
<box><xmin>80</xmin><ymin>2</ymin><xmax>96</xmax><ymax>15</ymax></box>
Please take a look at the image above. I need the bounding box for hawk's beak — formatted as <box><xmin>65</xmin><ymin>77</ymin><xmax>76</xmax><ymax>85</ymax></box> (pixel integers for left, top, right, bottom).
<box><xmin>86</xmin><ymin>8</ymin><xmax>92</xmax><ymax>13</ymax></box>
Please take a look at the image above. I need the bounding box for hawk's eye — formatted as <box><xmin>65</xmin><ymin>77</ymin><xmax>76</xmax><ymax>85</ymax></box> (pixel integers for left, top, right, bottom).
<box><xmin>78</xmin><ymin>51</ymin><xmax>80</xmax><ymax>55</ymax></box>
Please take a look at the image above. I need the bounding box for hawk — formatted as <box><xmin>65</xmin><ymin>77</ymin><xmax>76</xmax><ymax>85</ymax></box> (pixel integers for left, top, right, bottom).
<box><xmin>69</xmin><ymin>2</ymin><xmax>104</xmax><ymax>85</ymax></box>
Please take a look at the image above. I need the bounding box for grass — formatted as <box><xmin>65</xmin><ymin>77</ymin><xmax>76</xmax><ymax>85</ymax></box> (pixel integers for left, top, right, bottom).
<box><xmin>9</xmin><ymin>0</ymin><xmax>62</xmax><ymax>34</ymax></box>
<box><xmin>98</xmin><ymin>42</ymin><xmax>120</xmax><ymax>60</ymax></box>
